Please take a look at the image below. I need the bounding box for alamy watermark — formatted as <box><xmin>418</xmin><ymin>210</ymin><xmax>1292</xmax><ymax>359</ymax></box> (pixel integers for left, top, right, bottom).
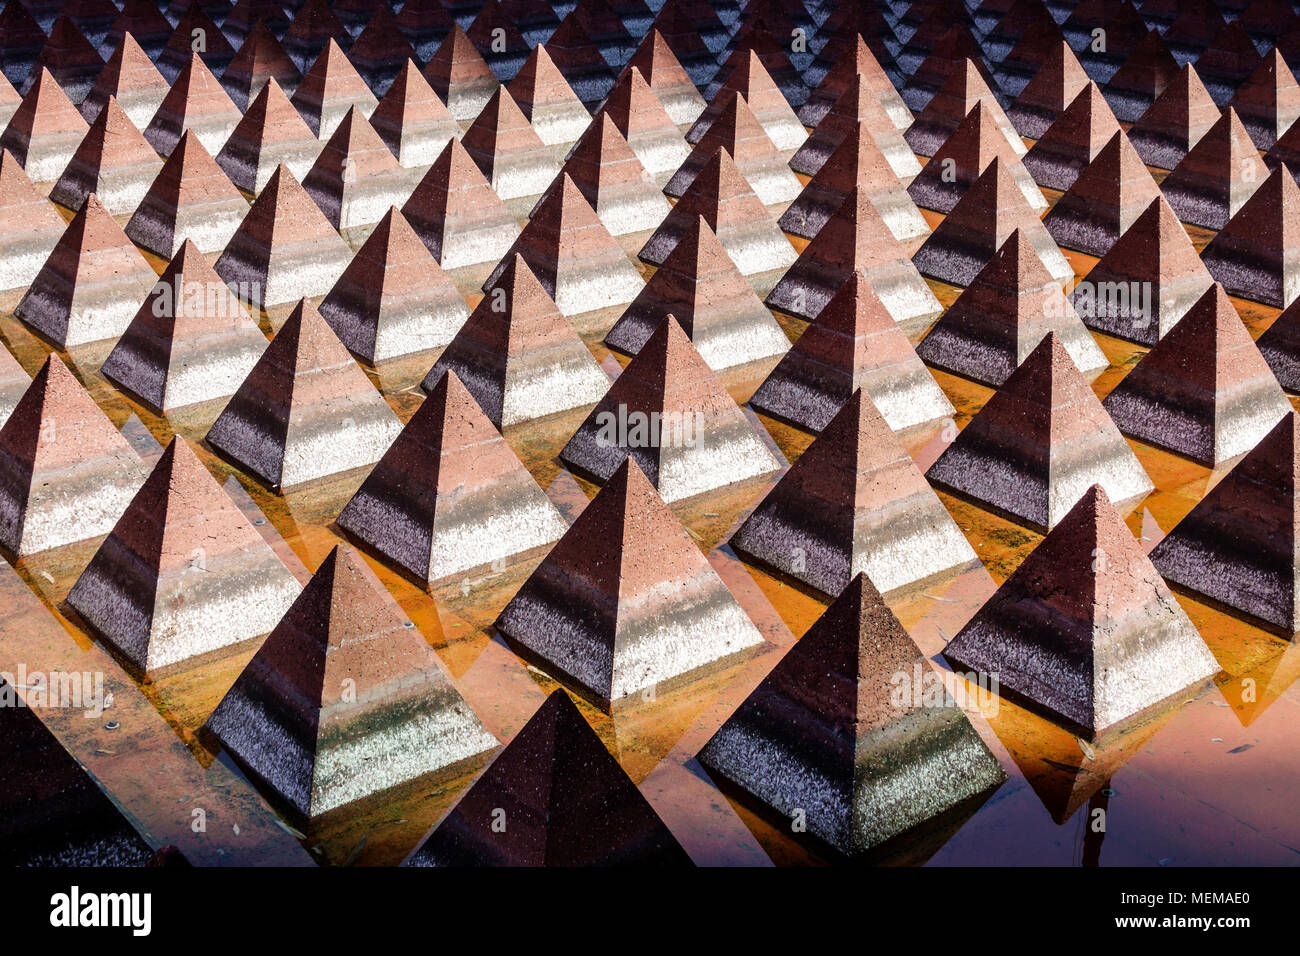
<box><xmin>0</xmin><ymin>665</ymin><xmax>107</xmax><ymax>718</ymax></box>
<box><xmin>593</xmin><ymin>404</ymin><xmax>706</xmax><ymax>449</ymax></box>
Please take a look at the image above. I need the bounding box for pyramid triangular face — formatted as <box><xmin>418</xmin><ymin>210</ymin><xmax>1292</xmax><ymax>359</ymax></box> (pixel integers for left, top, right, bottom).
<box><xmin>207</xmin><ymin>299</ymin><xmax>403</xmax><ymax>489</ymax></box>
<box><xmin>563</xmin><ymin>316</ymin><xmax>782</xmax><ymax>500</ymax></box>
<box><xmin>1023</xmin><ymin>81</ymin><xmax>1122</xmax><ymax>191</ymax></box>
<box><xmin>81</xmin><ymin>32</ymin><xmax>168</xmax><ymax>129</ymax></box>
<box><xmin>1159</xmin><ymin>107</ymin><xmax>1268</xmax><ymax>230</ymax></box>
<box><xmin>15</xmin><ymin>194</ymin><xmax>156</xmax><ymax>348</ymax></box>
<box><xmin>143</xmin><ymin>52</ymin><xmax>242</xmax><ymax>157</ymax></box>
<box><xmin>913</xmin><ymin>158</ymin><xmax>1074</xmax><ymax>288</ymax></box>
<box><xmin>792</xmin><ymin>76</ymin><xmax>919</xmax><ymax>183</ymax></box>
<box><xmin>907</xmin><ymin>99</ymin><xmax>1046</xmax><ymax>215</ymax></box>
<box><xmin>214</xmin><ymin>164</ymin><xmax>354</xmax><ymax>310</ymax></box>
<box><xmin>424</xmin><ymin>254</ymin><xmax>608</xmax><ymax>427</ymax></box>
<box><xmin>1200</xmin><ymin>164</ymin><xmax>1300</xmax><ymax>309</ymax></box>
<box><xmin>484</xmin><ymin>174</ymin><xmax>644</xmax><ymax>316</ymax></box>
<box><xmin>732</xmin><ymin>389</ymin><xmax>979</xmax><ymax>597</ymax></box>
<box><xmin>619</xmin><ymin>30</ymin><xmax>705</xmax><ymax>126</ymax></box>
<box><xmin>347</xmin><ymin>4</ymin><xmax>417</xmax><ymax>97</ymax></box>
<box><xmin>638</xmin><ymin>147</ymin><xmax>795</xmax><ymax>276</ymax></box>
<box><xmin>0</xmin><ymin>66</ymin><xmax>89</xmax><ymax>181</ymax></box>
<box><xmin>340</xmin><ymin>369</ymin><xmax>566</xmax><ymax>583</ymax></box>
<box><xmin>497</xmin><ymin>460</ymin><xmax>765</xmax><ymax>706</ymax></box>
<box><xmin>125</xmin><ymin>129</ymin><xmax>247</xmax><ymax>258</ymax></box>
<box><xmin>689</xmin><ymin>50</ymin><xmax>806</xmax><ymax>152</ymax></box>
<box><xmin>1008</xmin><ymin>39</ymin><xmax>1090</xmax><ymax>139</ymax></box>
<box><xmin>752</xmin><ymin>270</ymin><xmax>953</xmax><ymax>433</ymax></box>
<box><xmin>319</xmin><ymin>206</ymin><xmax>469</xmax><ymax>363</ymax></box>
<box><xmin>290</xmin><ymin>39</ymin><xmax>378</xmax><ymax>140</ymax></box>
<box><xmin>0</xmin><ymin>354</ymin><xmax>147</xmax><ymax>553</ymax></box>
<box><xmin>24</xmin><ymin>16</ymin><xmax>102</xmax><ymax>107</ymax></box>
<box><xmin>0</xmin><ymin>148</ymin><xmax>65</xmax><ymax>291</ymax></box>
<box><xmin>277</xmin><ymin>0</ymin><xmax>343</xmax><ymax>72</ymax></box>
<box><xmin>918</xmin><ymin>229</ymin><xmax>1107</xmax><ymax>386</ymax></box>
<box><xmin>1073</xmin><ymin>196</ymin><xmax>1214</xmax><ymax>344</ymax></box>
<box><xmin>67</xmin><ymin>437</ymin><xmax>301</xmax><ymax>675</ymax></box>
<box><xmin>698</xmin><ymin>572</ymin><xmax>1007</xmax><ymax>856</ymax></box>
<box><xmin>50</xmin><ymin>94</ymin><xmax>162</xmax><ymax>216</ymax></box>
<box><xmin>1102</xmin><ymin>283</ymin><xmax>1293</xmax><ymax>465</ymax></box>
<box><xmin>1150</xmin><ymin>412</ymin><xmax>1300</xmax><ymax>633</ymax></box>
<box><xmin>801</xmin><ymin>34</ymin><xmax>910</xmax><ymax>132</ymax></box>
<box><xmin>405</xmin><ymin>690</ymin><xmax>691</xmax><ymax>864</ymax></box>
<box><xmin>369</xmin><ymin>59</ymin><xmax>459</xmax><ymax>170</ymax></box>
<box><xmin>302</xmin><ymin>105</ymin><xmax>415</xmax><ymax>231</ymax></box>
<box><xmin>205</xmin><ymin>544</ymin><xmax>498</xmax><ymax>821</ymax></box>
<box><xmin>607</xmin><ymin>216</ymin><xmax>786</xmax><ymax>368</ymax></box>
<box><xmin>216</xmin><ymin>77</ymin><xmax>322</xmax><ymax>194</ymax></box>
<box><xmin>767</xmin><ymin>186</ymin><xmax>942</xmax><ymax>325</ymax></box>
<box><xmin>465</xmin><ymin>0</ymin><xmax>530</xmax><ymax>82</ymax></box>
<box><xmin>1128</xmin><ymin>63</ymin><xmax>1220</xmax><ymax>170</ymax></box>
<box><xmin>506</xmin><ymin>43</ymin><xmax>589</xmax><ymax>147</ymax></box>
<box><xmin>595</xmin><ymin>66</ymin><xmax>690</xmax><ymax>183</ymax></box>
<box><xmin>904</xmin><ymin>58</ymin><xmax>1026</xmax><ymax>160</ymax></box>
<box><xmin>422</xmin><ymin>24</ymin><xmax>498</xmax><ymax>122</ymax></box>
<box><xmin>0</xmin><ymin>1</ymin><xmax>45</xmax><ymax>91</ymax></box>
<box><xmin>102</xmin><ymin>239</ymin><xmax>266</xmax><ymax>412</ymax></box>
<box><xmin>546</xmin><ymin>112</ymin><xmax>668</xmax><ymax>236</ymax></box>
<box><xmin>401</xmin><ymin>137</ymin><xmax>519</xmax><ymax>271</ymax></box>
<box><xmin>1102</xmin><ymin>27</ymin><xmax>1180</xmax><ymax>122</ymax></box>
<box><xmin>523</xmin><ymin>11</ymin><xmax>613</xmax><ymax>109</ymax></box>
<box><xmin>461</xmin><ymin>85</ymin><xmax>559</xmax><ymax>200</ymax></box>
<box><xmin>926</xmin><ymin>332</ymin><xmax>1153</xmax><ymax>530</ymax></box>
<box><xmin>900</xmin><ymin>25</ymin><xmax>992</xmax><ymax>111</ymax></box>
<box><xmin>220</xmin><ymin>20</ymin><xmax>300</xmax><ymax>111</ymax></box>
<box><xmin>1194</xmin><ymin>19</ymin><xmax>1262</xmax><ymax>103</ymax></box>
<box><xmin>160</xmin><ymin>6</ymin><xmax>236</xmax><ymax>81</ymax></box>
<box><xmin>1042</xmin><ymin>129</ymin><xmax>1163</xmax><ymax>256</ymax></box>
<box><xmin>944</xmin><ymin>485</ymin><xmax>1219</xmax><ymax>737</ymax></box>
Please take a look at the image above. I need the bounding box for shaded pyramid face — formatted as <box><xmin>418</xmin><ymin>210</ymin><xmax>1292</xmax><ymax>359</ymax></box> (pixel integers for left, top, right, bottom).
<box><xmin>1007</xmin><ymin>39</ymin><xmax>1090</xmax><ymax>139</ymax></box>
<box><xmin>917</xmin><ymin>229</ymin><xmax>1107</xmax><ymax>387</ymax></box>
<box><xmin>424</xmin><ymin>254</ymin><xmax>609</xmax><ymax>428</ymax></box>
<box><xmin>506</xmin><ymin>43</ymin><xmax>590</xmax><ymax>147</ymax></box>
<box><xmin>1072</xmin><ymin>196</ymin><xmax>1214</xmax><ymax>345</ymax></box>
<box><xmin>348</xmin><ymin>4</ymin><xmax>418</xmax><ymax>96</ymax></box>
<box><xmin>1258</xmin><ymin>293</ymin><xmax>1300</xmax><ymax>392</ymax></box>
<box><xmin>319</xmin><ymin>206</ymin><xmax>469</xmax><ymax>364</ymax></box>
<box><xmin>27</xmin><ymin>16</ymin><xmax>103</xmax><ymax>107</ymax></box>
<box><xmin>401</xmin><ymin>137</ymin><xmax>520</xmax><ymax>271</ymax></box>
<box><xmin>102</xmin><ymin>239</ymin><xmax>266</xmax><ymax>412</ymax></box>
<box><xmin>562</xmin><ymin>316</ymin><xmax>783</xmax><ymax>502</ymax></box>
<box><xmin>801</xmin><ymin>35</ymin><xmax>911</xmax><ymax>132</ymax></box>
<box><xmin>944</xmin><ymin>485</ymin><xmax>1219</xmax><ymax>738</ymax></box>
<box><xmin>0</xmin><ymin>354</ymin><xmax>147</xmax><ymax>554</ymax></box>
<box><xmin>595</xmin><ymin>65</ymin><xmax>691</xmax><ymax>184</ymax></box>
<box><xmin>205</xmin><ymin>544</ymin><xmax>498</xmax><ymax>822</ymax></box>
<box><xmin>143</xmin><ymin>53</ymin><xmax>242</xmax><ymax>158</ymax></box>
<box><xmin>0</xmin><ymin>675</ymin><xmax>154</xmax><ymax>866</ymax></box>
<box><xmin>15</xmin><ymin>193</ymin><xmax>157</xmax><ymax>348</ymax></box>
<box><xmin>606</xmin><ymin>215</ymin><xmax>787</xmax><ymax>370</ymax></box>
<box><xmin>621</xmin><ymin>29</ymin><xmax>706</xmax><ymax>126</ymax></box>
<box><xmin>81</xmin><ymin>32</ymin><xmax>169</xmax><ymax>130</ymax></box>
<box><xmin>339</xmin><ymin>369</ymin><xmax>566</xmax><ymax>583</ymax></box>
<box><xmin>903</xmin><ymin>58</ymin><xmax>1026</xmax><ymax>160</ymax></box>
<box><xmin>1023</xmin><ymin>81</ymin><xmax>1122</xmax><ymax>192</ymax></box>
<box><xmin>731</xmin><ymin>389</ymin><xmax>979</xmax><ymax>598</ymax></box>
<box><xmin>291</xmin><ymin>39</ymin><xmax>378</xmax><ymax>140</ymax></box>
<box><xmin>497</xmin><ymin>459</ymin><xmax>765</xmax><ymax>707</ymax></box>
<box><xmin>1200</xmin><ymin>165</ymin><xmax>1300</xmax><ymax>310</ymax></box>
<box><xmin>207</xmin><ymin>299</ymin><xmax>403</xmax><ymax>490</ymax></box>
<box><xmin>547</xmin><ymin>112</ymin><xmax>669</xmax><ymax>237</ymax></box>
<box><xmin>461</xmin><ymin>85</ymin><xmax>559</xmax><ymax>201</ymax></box>
<box><xmin>50</xmin><ymin>94</ymin><xmax>162</xmax><ymax>217</ymax></box>
<box><xmin>1128</xmin><ymin>62</ymin><xmax>1220</xmax><ymax>170</ymax></box>
<box><xmin>927</xmin><ymin>333</ymin><xmax>1153</xmax><ymax>531</ymax></box>
<box><xmin>369</xmin><ymin>59</ymin><xmax>459</xmax><ymax>169</ymax></box>
<box><xmin>214</xmin><ymin>164</ymin><xmax>354</xmax><ymax>311</ymax></box>
<box><xmin>219</xmin><ymin>20</ymin><xmax>301</xmax><ymax>111</ymax></box>
<box><xmin>0</xmin><ymin>66</ymin><xmax>90</xmax><ymax>182</ymax></box>
<box><xmin>0</xmin><ymin>148</ymin><xmax>66</xmax><ymax>291</ymax></box>
<box><xmin>689</xmin><ymin>50</ymin><xmax>806</xmax><ymax>152</ymax></box>
<box><xmin>1101</xmin><ymin>284</ymin><xmax>1293</xmax><ymax>466</ymax></box>
<box><xmin>302</xmin><ymin>105</ymin><xmax>416</xmax><ymax>231</ymax></box>
<box><xmin>698</xmin><ymin>573</ymin><xmax>1007</xmax><ymax>857</ymax></box>
<box><xmin>791</xmin><ymin>75</ymin><xmax>919</xmax><ymax>183</ymax></box>
<box><xmin>422</xmin><ymin>23</ymin><xmax>499</xmax><ymax>122</ymax></box>
<box><xmin>540</xmin><ymin>11</ymin><xmax>615</xmax><ymax>109</ymax></box>
<box><xmin>1159</xmin><ymin>107</ymin><xmax>1268</xmax><ymax>231</ymax></box>
<box><xmin>1042</xmin><ymin>129</ymin><xmax>1162</xmax><ymax>258</ymax></box>
<box><xmin>68</xmin><ymin>437</ymin><xmax>302</xmax><ymax>676</ymax></box>
<box><xmin>160</xmin><ymin>7</ymin><xmax>237</xmax><ymax>81</ymax></box>
<box><xmin>405</xmin><ymin>690</ymin><xmax>691</xmax><ymax>866</ymax></box>
<box><xmin>751</xmin><ymin>270</ymin><xmax>953</xmax><ymax>434</ymax></box>
<box><xmin>216</xmin><ymin>77</ymin><xmax>322</xmax><ymax>195</ymax></box>
<box><xmin>1150</xmin><ymin>412</ymin><xmax>1300</xmax><ymax>634</ymax></box>
<box><xmin>1101</xmin><ymin>27</ymin><xmax>1180</xmax><ymax>123</ymax></box>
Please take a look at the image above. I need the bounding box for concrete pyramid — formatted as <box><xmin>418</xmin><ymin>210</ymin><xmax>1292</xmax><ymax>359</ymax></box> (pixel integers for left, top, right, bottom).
<box><xmin>563</xmin><ymin>315</ymin><xmax>782</xmax><ymax>500</ymax></box>
<box><xmin>645</xmin><ymin>1</ymin><xmax>716</xmax><ymax>90</ymax></box>
<box><xmin>369</xmin><ymin>59</ymin><xmax>458</xmax><ymax>171</ymax></box>
<box><xmin>945</xmin><ymin>484</ymin><xmax>1217</xmax><ymax>737</ymax></box>
<box><xmin>339</xmin><ymin>369</ymin><xmax>565</xmax><ymax>583</ymax></box>
<box><xmin>422</xmin><ymin>23</ymin><xmax>499</xmax><ymax>123</ymax></box>
<box><xmin>697</xmin><ymin>572</ymin><xmax>1008</xmax><ymax>857</ymax></box>
<box><xmin>1102</xmin><ymin>283</ymin><xmax>1292</xmax><ymax>465</ymax></box>
<box><xmin>751</xmin><ymin>270</ymin><xmax>954</xmax><ymax>434</ymax></box>
<box><xmin>767</xmin><ymin>186</ymin><xmax>942</xmax><ymax>325</ymax></box>
<box><xmin>0</xmin><ymin>1</ymin><xmax>47</xmax><ymax>89</ymax></box>
<box><xmin>0</xmin><ymin>66</ymin><xmax>89</xmax><ymax>182</ymax></box>
<box><xmin>546</xmin><ymin>112</ymin><xmax>668</xmax><ymax>236</ymax></box>
<box><xmin>50</xmin><ymin>95</ymin><xmax>161</xmax><ymax>216</ymax></box>
<box><xmin>68</xmin><ymin>437</ymin><xmax>301</xmax><ymax>675</ymax></box>
<box><xmin>918</xmin><ymin>230</ymin><xmax>1106</xmax><ymax>387</ymax></box>
<box><xmin>1159</xmin><ymin>107</ymin><xmax>1268</xmax><ymax>230</ymax></box>
<box><xmin>904</xmin><ymin>59</ymin><xmax>1025</xmax><ymax>160</ymax></box>
<box><xmin>1042</xmin><ymin>129</ymin><xmax>1163</xmax><ymax>257</ymax></box>
<box><xmin>461</xmin><ymin>85</ymin><xmax>560</xmax><ymax>200</ymax></box>
<box><xmin>907</xmin><ymin>100</ymin><xmax>1046</xmax><ymax>215</ymax></box>
<box><xmin>16</xmin><ymin>194</ymin><xmax>156</xmax><ymax>348</ymax></box>
<box><xmin>1022</xmin><ymin>81</ymin><xmax>1122</xmax><ymax>191</ymax></box>
<box><xmin>731</xmin><ymin>389</ymin><xmax>978</xmax><ymax>597</ymax></box>
<box><xmin>143</xmin><ymin>52</ymin><xmax>242</xmax><ymax>157</ymax></box>
<box><xmin>1196</xmin><ymin>20</ymin><xmax>1263</xmax><ymax>104</ymax></box>
<box><xmin>303</xmin><ymin>106</ymin><xmax>415</xmax><ymax>231</ymax></box>
<box><xmin>319</xmin><ymin>206</ymin><xmax>469</xmax><ymax>364</ymax></box>
<box><xmin>394</xmin><ymin>0</ymin><xmax>456</xmax><ymax>61</ymax></box>
<box><xmin>1073</xmin><ymin>196</ymin><xmax>1214</xmax><ymax>345</ymax></box>
<box><xmin>0</xmin><ymin>354</ymin><xmax>147</xmax><ymax>554</ymax></box>
<box><xmin>216</xmin><ymin>77</ymin><xmax>321</xmax><ymax>194</ymax></box>
<box><xmin>213</xmin><ymin>0</ymin><xmax>287</xmax><ymax>45</ymax></box>
<box><xmin>348</xmin><ymin>4</ymin><xmax>416</xmax><ymax>97</ymax></box>
<box><xmin>800</xmin><ymin>35</ymin><xmax>910</xmax><ymax>132</ymax></box>
<box><xmin>498</xmin><ymin>459</ymin><xmax>765</xmax><ymax>707</ymax></box>
<box><xmin>0</xmin><ymin>148</ymin><xmax>65</xmax><ymax>291</ymax></box>
<box><xmin>1127</xmin><ymin>62</ymin><xmax>1220</xmax><ymax>170</ymax></box>
<box><xmin>538</xmin><ymin>12</ymin><xmax>614</xmax><ymax>109</ymax></box>
<box><xmin>207</xmin><ymin>299</ymin><xmax>402</xmax><ymax>489</ymax></box>
<box><xmin>81</xmin><ymin>32</ymin><xmax>168</xmax><ymax>128</ymax></box>
<box><xmin>594</xmin><ymin>66</ymin><xmax>690</xmax><ymax>185</ymax></box>
<box><xmin>220</xmin><ymin>21</ymin><xmax>300</xmax><ymax>111</ymax></box>
<box><xmin>507</xmin><ymin>43</ymin><xmax>589</xmax><ymax>148</ymax></box>
<box><xmin>569</xmin><ymin>0</ymin><xmax>635</xmax><ymax>65</ymax></box>
<box><xmin>159</xmin><ymin>5</ymin><xmax>236</xmax><ymax>81</ymax></box>
<box><xmin>465</xmin><ymin>0</ymin><xmax>530</xmax><ymax>82</ymax></box>
<box><xmin>1200</xmin><ymin>164</ymin><xmax>1300</xmax><ymax>309</ymax></box>
<box><xmin>485</xmin><ymin>174</ymin><xmax>643</xmax><ymax>316</ymax></box>
<box><xmin>606</xmin><ymin>216</ymin><xmax>786</xmax><ymax>369</ymax></box>
<box><xmin>405</xmin><ymin>690</ymin><xmax>691</xmax><ymax>864</ymax></box>
<box><xmin>205</xmin><ymin>543</ymin><xmax>497</xmax><ymax>821</ymax></box>
<box><xmin>619</xmin><ymin>28</ymin><xmax>706</xmax><ymax>125</ymax></box>
<box><xmin>214</xmin><ymin>164</ymin><xmax>354</xmax><ymax>310</ymax></box>
<box><xmin>689</xmin><ymin>50</ymin><xmax>805</xmax><ymax>152</ymax></box>
<box><xmin>425</xmin><ymin>254</ymin><xmax>607</xmax><ymax>427</ymax></box>
<box><xmin>1007</xmin><ymin>39</ymin><xmax>1090</xmax><ymax>139</ymax></box>
<box><xmin>1258</xmin><ymin>294</ymin><xmax>1300</xmax><ymax>392</ymax></box>
<box><xmin>1102</xmin><ymin>27</ymin><xmax>1180</xmax><ymax>122</ymax></box>
<box><xmin>291</xmin><ymin>39</ymin><xmax>378</xmax><ymax>140</ymax></box>
<box><xmin>926</xmin><ymin>333</ymin><xmax>1153</xmax><ymax>530</ymax></box>
<box><xmin>913</xmin><ymin>158</ymin><xmax>1073</xmax><ymax>288</ymax></box>
<box><xmin>1150</xmin><ymin>412</ymin><xmax>1300</xmax><ymax>633</ymax></box>
<box><xmin>25</xmin><ymin>16</ymin><xmax>103</xmax><ymax>106</ymax></box>
<box><xmin>401</xmin><ymin>136</ymin><xmax>519</xmax><ymax>271</ymax></box>
<box><xmin>790</xmin><ymin>76</ymin><xmax>918</xmax><ymax>182</ymax></box>
<box><xmin>276</xmin><ymin>0</ymin><xmax>342</xmax><ymax>72</ymax></box>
